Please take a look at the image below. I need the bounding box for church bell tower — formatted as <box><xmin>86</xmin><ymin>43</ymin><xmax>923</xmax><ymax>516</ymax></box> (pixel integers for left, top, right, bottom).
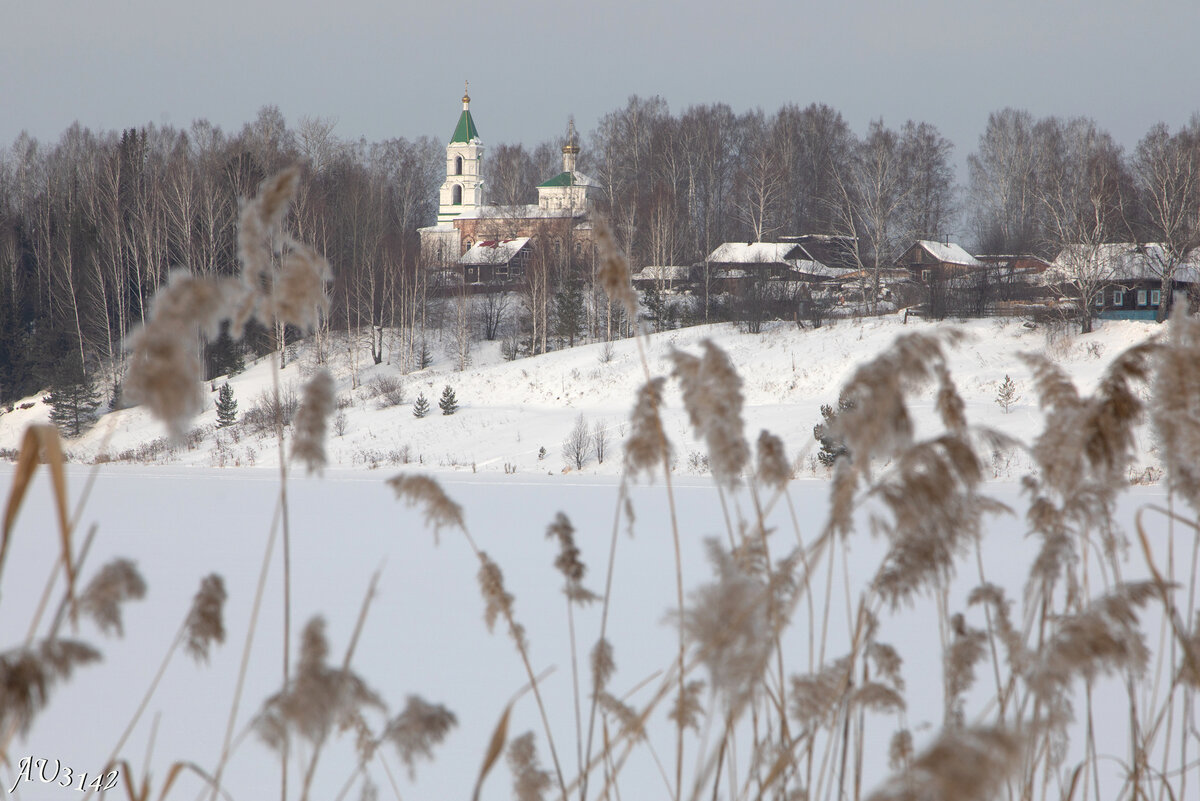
<box><xmin>437</xmin><ymin>82</ymin><xmax>485</xmax><ymax>223</ymax></box>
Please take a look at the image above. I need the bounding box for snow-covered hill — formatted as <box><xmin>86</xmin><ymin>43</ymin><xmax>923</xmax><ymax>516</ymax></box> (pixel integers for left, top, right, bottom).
<box><xmin>0</xmin><ymin>313</ymin><xmax>1164</xmax><ymax>479</ymax></box>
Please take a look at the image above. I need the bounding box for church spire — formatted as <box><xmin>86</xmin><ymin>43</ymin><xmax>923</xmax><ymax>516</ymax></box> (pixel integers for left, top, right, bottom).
<box><xmin>562</xmin><ymin>116</ymin><xmax>580</xmax><ymax>174</ymax></box>
<box><xmin>450</xmin><ymin>82</ymin><xmax>479</xmax><ymax>144</ymax></box>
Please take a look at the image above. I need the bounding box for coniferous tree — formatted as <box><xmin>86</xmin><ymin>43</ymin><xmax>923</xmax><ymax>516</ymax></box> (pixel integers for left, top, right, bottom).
<box><xmin>438</xmin><ymin>385</ymin><xmax>458</xmax><ymax>415</ymax></box>
<box><xmin>641</xmin><ymin>282</ymin><xmax>667</xmax><ymax>332</ymax></box>
<box><xmin>216</xmin><ymin>383</ymin><xmax>238</xmax><ymax>427</ymax></box>
<box><xmin>412</xmin><ymin>393</ymin><xmax>430</xmax><ymax>418</ymax></box>
<box><xmin>553</xmin><ymin>274</ymin><xmax>585</xmax><ymax>347</ymax></box>
<box><xmin>995</xmin><ymin>374</ymin><xmax>1020</xmax><ymax>414</ymax></box>
<box><xmin>813</xmin><ymin>397</ymin><xmax>854</xmax><ymax>468</ymax></box>
<box><xmin>205</xmin><ymin>324</ymin><xmax>245</xmax><ymax>380</ymax></box>
<box><xmin>47</xmin><ymin>358</ymin><xmax>102</xmax><ymax>438</ymax></box>
<box><xmin>417</xmin><ymin>340</ymin><xmax>434</xmax><ymax>369</ymax></box>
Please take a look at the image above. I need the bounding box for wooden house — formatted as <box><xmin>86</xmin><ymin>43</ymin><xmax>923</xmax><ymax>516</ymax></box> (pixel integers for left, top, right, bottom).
<box><xmin>1049</xmin><ymin>243</ymin><xmax>1200</xmax><ymax>320</ymax></box>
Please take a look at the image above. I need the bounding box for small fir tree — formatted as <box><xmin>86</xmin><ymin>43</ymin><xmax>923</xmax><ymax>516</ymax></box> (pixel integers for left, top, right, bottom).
<box><xmin>412</xmin><ymin>393</ymin><xmax>430</xmax><ymax>418</ymax></box>
<box><xmin>204</xmin><ymin>323</ymin><xmax>245</xmax><ymax>380</ymax></box>
<box><xmin>438</xmin><ymin>385</ymin><xmax>458</xmax><ymax>415</ymax></box>
<box><xmin>215</xmin><ymin>383</ymin><xmax>238</xmax><ymax>427</ymax></box>
<box><xmin>47</xmin><ymin>358</ymin><xmax>102</xmax><ymax>438</ymax></box>
<box><xmin>995</xmin><ymin>374</ymin><xmax>1020</xmax><ymax>413</ymax></box>
<box><xmin>641</xmin><ymin>282</ymin><xmax>667</xmax><ymax>332</ymax></box>
<box><xmin>417</xmin><ymin>340</ymin><xmax>434</xmax><ymax>369</ymax></box>
<box><xmin>813</xmin><ymin>397</ymin><xmax>854</xmax><ymax>468</ymax></box>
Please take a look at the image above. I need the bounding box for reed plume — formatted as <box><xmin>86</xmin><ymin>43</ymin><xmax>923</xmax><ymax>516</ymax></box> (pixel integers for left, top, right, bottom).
<box><xmin>546</xmin><ymin>512</ymin><xmax>597</xmax><ymax>604</ymax></box>
<box><xmin>387</xmin><ymin>473</ymin><xmax>465</xmax><ymax>539</ymax></box>
<box><xmin>681</xmin><ymin>539</ymin><xmax>774</xmax><ymax>711</ymax></box>
<box><xmin>870</xmin><ymin>435</ymin><xmax>1007</xmax><ymax>608</ymax></box>
<box><xmin>477</xmin><ymin>552</ymin><xmax>524</xmax><ymax>648</ymax></box>
<box><xmin>1028</xmin><ymin>581</ymin><xmax>1158</xmax><ymax>712</ymax></box>
<box><xmin>790</xmin><ymin>657</ymin><xmax>853</xmax><ymax>730</ymax></box>
<box><xmin>624</xmin><ymin>377</ymin><xmax>670</xmax><ymax>479</ymax></box>
<box><xmin>592</xmin><ymin>217</ymin><xmax>639</xmax><ymax>320</ymax></box>
<box><xmin>1150</xmin><ymin>302</ymin><xmax>1200</xmax><ymax>510</ymax></box>
<box><xmin>184</xmin><ymin>574</ymin><xmax>227</xmax><ymax>664</ymax></box>
<box><xmin>755</xmin><ymin>430</ymin><xmax>791</xmax><ymax>491</ymax></box>
<box><xmin>507</xmin><ymin>732</ymin><xmax>553</xmax><ymax>801</ymax></box>
<box><xmin>670</xmin><ymin>341</ymin><xmax>750</xmax><ymax>488</ymax></box>
<box><xmin>0</xmin><ymin>639</ymin><xmax>100</xmax><ymax>736</ymax></box>
<box><xmin>943</xmin><ymin>613</ymin><xmax>987</xmax><ymax>728</ymax></box>
<box><xmin>384</xmin><ymin>695</ymin><xmax>457</xmax><ymax>778</ymax></box>
<box><xmin>866</xmin><ymin>725</ymin><xmax>1020</xmax><ymax>801</ymax></box>
<box><xmin>124</xmin><ymin>273</ymin><xmax>242</xmax><ymax>439</ymax></box>
<box><xmin>291</xmin><ymin>369</ymin><xmax>335</xmax><ymax>474</ymax></box>
<box><xmin>591</xmin><ymin>637</ymin><xmax>615</xmax><ymax>692</ymax></box>
<box><xmin>256</xmin><ymin>616</ymin><xmax>383</xmax><ymax>751</ymax></box>
<box><xmin>79</xmin><ymin>558</ymin><xmax>146</xmax><ymax>636</ymax></box>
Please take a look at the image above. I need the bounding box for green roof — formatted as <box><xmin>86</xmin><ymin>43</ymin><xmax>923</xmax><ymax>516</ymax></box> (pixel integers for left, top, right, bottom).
<box><xmin>538</xmin><ymin>171</ymin><xmax>574</xmax><ymax>188</ymax></box>
<box><xmin>450</xmin><ymin>110</ymin><xmax>479</xmax><ymax>144</ymax></box>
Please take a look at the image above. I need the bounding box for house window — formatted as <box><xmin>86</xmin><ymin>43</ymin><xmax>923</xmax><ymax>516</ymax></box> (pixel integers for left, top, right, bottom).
<box><xmin>1112</xmin><ymin>289</ymin><xmax>1124</xmax><ymax>306</ymax></box>
<box><xmin>921</xmin><ymin>269</ymin><xmax>931</xmax><ymax>282</ymax></box>
<box><xmin>1151</xmin><ymin>289</ymin><xmax>1162</xmax><ymax>306</ymax></box>
<box><xmin>1137</xmin><ymin>289</ymin><xmax>1147</xmax><ymax>306</ymax></box>
<box><xmin>452</xmin><ymin>185</ymin><xmax>462</xmax><ymax>205</ymax></box>
<box><xmin>1094</xmin><ymin>293</ymin><xmax>1104</xmax><ymax>308</ymax></box>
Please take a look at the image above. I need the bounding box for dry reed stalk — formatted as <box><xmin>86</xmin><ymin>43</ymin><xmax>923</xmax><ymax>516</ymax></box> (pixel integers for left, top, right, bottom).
<box><xmin>104</xmin><ymin>574</ymin><xmax>227</xmax><ymax>775</ymax></box>
<box><xmin>1</xmin><ymin>425</ymin><xmax>75</xmax><ymax>615</ymax></box>
<box><xmin>210</xmin><ymin>495</ymin><xmax>283</xmax><ymax>801</ymax></box>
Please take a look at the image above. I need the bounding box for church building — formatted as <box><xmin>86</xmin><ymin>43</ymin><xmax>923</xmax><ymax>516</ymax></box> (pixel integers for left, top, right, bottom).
<box><xmin>419</xmin><ymin>87</ymin><xmax>603</xmax><ymax>284</ymax></box>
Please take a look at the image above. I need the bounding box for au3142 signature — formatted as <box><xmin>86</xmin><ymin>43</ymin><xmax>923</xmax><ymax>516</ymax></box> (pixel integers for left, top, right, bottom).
<box><xmin>7</xmin><ymin>757</ymin><xmax>119</xmax><ymax>794</ymax></box>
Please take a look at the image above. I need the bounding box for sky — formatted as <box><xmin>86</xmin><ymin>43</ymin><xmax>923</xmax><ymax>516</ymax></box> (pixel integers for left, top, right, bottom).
<box><xmin>4</xmin><ymin>0</ymin><xmax>1199</xmax><ymax>185</ymax></box>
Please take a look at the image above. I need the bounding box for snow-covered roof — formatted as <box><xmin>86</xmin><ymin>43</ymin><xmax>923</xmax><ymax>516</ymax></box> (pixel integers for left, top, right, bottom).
<box><xmin>1049</xmin><ymin>243</ymin><xmax>1200</xmax><ymax>282</ymax></box>
<box><xmin>459</xmin><ymin>237</ymin><xmax>531</xmax><ymax>265</ymax></box>
<box><xmin>455</xmin><ymin>204</ymin><xmax>584</xmax><ymax>221</ymax></box>
<box><xmin>632</xmin><ymin>265</ymin><xmax>692</xmax><ymax>281</ymax></box>
<box><xmin>913</xmin><ymin>240</ymin><xmax>983</xmax><ymax>267</ymax></box>
<box><xmin>791</xmin><ymin>259</ymin><xmax>847</xmax><ymax>279</ymax></box>
<box><xmin>706</xmin><ymin>242</ymin><xmax>799</xmax><ymax>264</ymax></box>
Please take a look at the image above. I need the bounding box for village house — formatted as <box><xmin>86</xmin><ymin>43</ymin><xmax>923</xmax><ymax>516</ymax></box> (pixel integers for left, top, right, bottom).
<box><xmin>1048</xmin><ymin>243</ymin><xmax>1200</xmax><ymax>320</ymax></box>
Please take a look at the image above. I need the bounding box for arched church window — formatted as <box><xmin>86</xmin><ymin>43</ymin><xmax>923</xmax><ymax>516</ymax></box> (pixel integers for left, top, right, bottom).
<box><xmin>452</xmin><ymin>185</ymin><xmax>463</xmax><ymax>205</ymax></box>
<box><xmin>454</xmin><ymin>156</ymin><xmax>463</xmax><ymax>175</ymax></box>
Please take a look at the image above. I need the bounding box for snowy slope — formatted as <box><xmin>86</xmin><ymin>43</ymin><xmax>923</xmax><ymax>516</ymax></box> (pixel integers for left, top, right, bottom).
<box><xmin>0</xmin><ymin>313</ymin><xmax>1188</xmax><ymax>801</ymax></box>
<box><xmin>0</xmin><ymin>313</ymin><xmax>1164</xmax><ymax>481</ymax></box>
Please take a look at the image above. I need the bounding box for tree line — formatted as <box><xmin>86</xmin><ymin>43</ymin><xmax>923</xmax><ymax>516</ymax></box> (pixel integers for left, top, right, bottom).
<box><xmin>1</xmin><ymin>99</ymin><xmax>1197</xmax><ymax>406</ymax></box>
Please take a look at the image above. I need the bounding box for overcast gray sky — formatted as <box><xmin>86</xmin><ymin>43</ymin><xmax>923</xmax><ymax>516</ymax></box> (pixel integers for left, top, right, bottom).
<box><xmin>4</xmin><ymin>0</ymin><xmax>1198</xmax><ymax>179</ymax></box>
